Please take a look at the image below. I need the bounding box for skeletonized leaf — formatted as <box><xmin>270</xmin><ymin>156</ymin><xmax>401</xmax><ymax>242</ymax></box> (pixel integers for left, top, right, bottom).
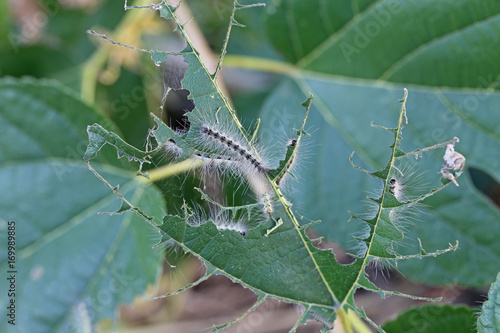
<box><xmin>256</xmin><ymin>0</ymin><xmax>500</xmax><ymax>288</ymax></box>
<box><xmin>84</xmin><ymin>2</ymin><xmax>467</xmax><ymax>331</ymax></box>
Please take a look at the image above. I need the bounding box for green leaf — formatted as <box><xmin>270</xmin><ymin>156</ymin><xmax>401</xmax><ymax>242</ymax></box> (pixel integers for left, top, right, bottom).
<box><xmin>265</xmin><ymin>0</ymin><xmax>500</xmax><ymax>88</ymax></box>
<box><xmin>0</xmin><ymin>45</ymin><xmax>76</xmax><ymax>79</ymax></box>
<box><xmin>478</xmin><ymin>271</ymin><xmax>500</xmax><ymax>333</ymax></box>
<box><xmin>251</xmin><ymin>0</ymin><xmax>500</xmax><ymax>288</ymax></box>
<box><xmin>267</xmin><ymin>95</ymin><xmax>311</xmax><ymax>186</ymax></box>
<box><xmin>383</xmin><ymin>304</ymin><xmax>477</xmax><ymax>333</ymax></box>
<box><xmin>158</xmin><ymin>213</ymin><xmax>340</xmax><ymax>306</ymax></box>
<box><xmin>84</xmin><ymin>3</ymin><xmax>466</xmax><ymax>331</ymax></box>
<box><xmin>85</xmin><ymin>88</ymin><xmax>349</xmax><ymax>330</ymax></box>
<box><xmin>0</xmin><ymin>77</ymin><xmax>164</xmax><ymax>332</ymax></box>
<box><xmin>0</xmin><ymin>0</ymin><xmax>11</xmax><ymax>46</ymax></box>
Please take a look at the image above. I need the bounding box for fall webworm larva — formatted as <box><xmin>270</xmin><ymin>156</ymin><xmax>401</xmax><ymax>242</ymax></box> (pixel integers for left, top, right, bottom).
<box><xmin>163</xmin><ymin>139</ymin><xmax>183</xmax><ymax>158</ymax></box>
<box><xmin>309</xmin><ymin>311</ymin><xmax>334</xmax><ymax>330</ymax></box>
<box><xmin>196</xmin><ymin>118</ymin><xmax>275</xmax><ymax>216</ymax></box>
<box><xmin>385</xmin><ymin>162</ymin><xmax>430</xmax><ymax>235</ymax></box>
<box><xmin>199</xmin><ymin>124</ymin><xmax>268</xmax><ymax>175</ymax></box>
<box><xmin>388</xmin><ymin>176</ymin><xmax>404</xmax><ymax>201</ymax></box>
<box><xmin>161</xmin><ymin>139</ymin><xmax>244</xmax><ymax>180</ymax></box>
<box><xmin>214</xmin><ymin>217</ymin><xmax>249</xmax><ymax>236</ymax></box>
<box><xmin>193</xmin><ymin>153</ymin><xmax>242</xmax><ymax>179</ymax></box>
<box><xmin>163</xmin><ymin>109</ymin><xmax>278</xmax><ymax>220</ymax></box>
<box><xmin>161</xmin><ymin>113</ymin><xmax>272</xmax><ymax>186</ymax></box>
<box><xmin>188</xmin><ymin>206</ymin><xmax>250</xmax><ymax>236</ymax></box>
<box><xmin>387</xmin><ymin>162</ymin><xmax>426</xmax><ymax>202</ymax></box>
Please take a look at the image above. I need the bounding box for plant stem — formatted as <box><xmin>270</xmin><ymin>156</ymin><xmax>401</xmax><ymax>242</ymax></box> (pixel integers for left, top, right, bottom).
<box><xmin>140</xmin><ymin>158</ymin><xmax>204</xmax><ymax>184</ymax></box>
<box><xmin>347</xmin><ymin>309</ymin><xmax>373</xmax><ymax>333</ymax></box>
<box><xmin>223</xmin><ymin>55</ymin><xmax>299</xmax><ymax>77</ymax></box>
<box><xmin>337</xmin><ymin>308</ymin><xmax>352</xmax><ymax>333</ymax></box>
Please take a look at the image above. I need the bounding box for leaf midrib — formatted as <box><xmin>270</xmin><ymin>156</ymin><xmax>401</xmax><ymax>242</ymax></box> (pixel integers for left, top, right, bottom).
<box><xmin>165</xmin><ymin>2</ymin><xmax>341</xmax><ymax>308</ymax></box>
<box><xmin>173</xmin><ymin>236</ymin><xmax>336</xmax><ymax>309</ymax></box>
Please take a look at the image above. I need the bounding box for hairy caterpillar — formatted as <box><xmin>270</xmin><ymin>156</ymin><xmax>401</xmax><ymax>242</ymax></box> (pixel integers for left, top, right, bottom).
<box><xmin>187</xmin><ymin>206</ymin><xmax>250</xmax><ymax>236</ymax></box>
<box><xmin>388</xmin><ymin>176</ymin><xmax>404</xmax><ymax>201</ymax></box>
<box><xmin>214</xmin><ymin>217</ymin><xmax>249</xmax><ymax>236</ymax></box>
<box><xmin>163</xmin><ymin>139</ymin><xmax>183</xmax><ymax>158</ymax></box>
<box><xmin>387</xmin><ymin>163</ymin><xmax>426</xmax><ymax>202</ymax></box>
<box><xmin>309</xmin><ymin>311</ymin><xmax>334</xmax><ymax>330</ymax></box>
<box><xmin>199</xmin><ymin>123</ymin><xmax>268</xmax><ymax>176</ymax></box>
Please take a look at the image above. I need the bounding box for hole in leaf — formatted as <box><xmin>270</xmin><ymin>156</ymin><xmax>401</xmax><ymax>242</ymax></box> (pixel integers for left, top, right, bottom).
<box><xmin>162</xmin><ymin>88</ymin><xmax>195</xmax><ymax>133</ymax></box>
<box><xmin>160</xmin><ymin>55</ymin><xmax>194</xmax><ymax>133</ymax></box>
<box><xmin>306</xmin><ymin>229</ymin><xmax>356</xmax><ymax>265</ymax></box>
<box><xmin>468</xmin><ymin>167</ymin><xmax>500</xmax><ymax>207</ymax></box>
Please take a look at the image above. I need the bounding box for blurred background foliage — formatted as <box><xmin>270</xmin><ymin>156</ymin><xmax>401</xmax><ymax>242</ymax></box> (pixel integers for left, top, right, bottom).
<box><xmin>1</xmin><ymin>0</ymin><xmax>499</xmax><ymax>332</ymax></box>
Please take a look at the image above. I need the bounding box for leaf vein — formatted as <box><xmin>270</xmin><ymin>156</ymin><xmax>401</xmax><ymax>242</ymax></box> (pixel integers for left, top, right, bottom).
<box><xmin>378</xmin><ymin>12</ymin><xmax>500</xmax><ymax>81</ymax></box>
<box><xmin>296</xmin><ymin>0</ymin><xmax>383</xmax><ymax>68</ymax></box>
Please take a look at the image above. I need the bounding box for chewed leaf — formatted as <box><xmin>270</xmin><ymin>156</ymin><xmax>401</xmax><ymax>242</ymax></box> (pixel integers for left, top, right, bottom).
<box><xmin>342</xmin><ymin>89</ymin><xmax>464</xmax><ymax>330</ymax></box>
<box><xmin>149</xmin><ymin>114</ymin><xmax>196</xmax><ymax>160</ymax></box>
<box><xmin>257</xmin><ymin>0</ymin><xmax>500</xmax><ymax>289</ymax></box>
<box><xmin>158</xmin><ymin>213</ymin><xmax>337</xmax><ymax>306</ymax></box>
<box><xmin>268</xmin><ymin>94</ymin><xmax>312</xmax><ymax>186</ymax></box>
<box><xmin>85</xmin><ymin>124</ymin><xmax>152</xmax><ymax>169</ymax></box>
<box><xmin>84</xmin><ymin>2</ymin><xmax>466</xmax><ymax>332</ymax></box>
<box><xmin>350</xmin><ymin>90</ymin><xmax>463</xmax><ymax>263</ymax></box>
